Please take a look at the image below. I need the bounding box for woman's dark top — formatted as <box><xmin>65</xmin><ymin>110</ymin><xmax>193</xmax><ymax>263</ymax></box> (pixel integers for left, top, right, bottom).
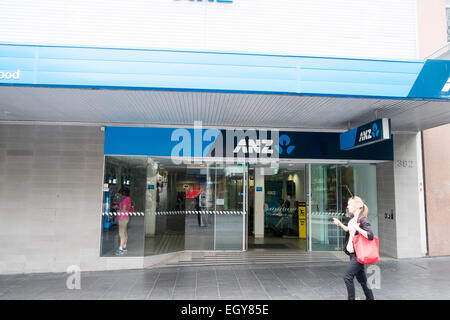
<box><xmin>342</xmin><ymin>212</ymin><xmax>374</xmax><ymax>256</ymax></box>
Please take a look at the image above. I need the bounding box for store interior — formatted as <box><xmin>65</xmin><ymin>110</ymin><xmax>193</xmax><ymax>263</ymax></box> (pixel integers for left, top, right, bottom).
<box><xmin>100</xmin><ymin>156</ymin><xmax>378</xmax><ymax>256</ymax></box>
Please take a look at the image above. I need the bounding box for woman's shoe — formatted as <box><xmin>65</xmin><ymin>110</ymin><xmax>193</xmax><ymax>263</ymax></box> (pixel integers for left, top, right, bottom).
<box><xmin>114</xmin><ymin>248</ymin><xmax>124</xmax><ymax>255</ymax></box>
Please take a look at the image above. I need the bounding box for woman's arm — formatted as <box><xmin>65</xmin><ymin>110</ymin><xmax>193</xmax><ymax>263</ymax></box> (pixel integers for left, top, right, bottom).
<box><xmin>333</xmin><ymin>218</ymin><xmax>349</xmax><ymax>232</ymax></box>
<box><xmin>356</xmin><ymin>217</ymin><xmax>374</xmax><ymax>240</ymax></box>
<box><xmin>356</xmin><ymin>226</ymin><xmax>368</xmax><ymax>239</ymax></box>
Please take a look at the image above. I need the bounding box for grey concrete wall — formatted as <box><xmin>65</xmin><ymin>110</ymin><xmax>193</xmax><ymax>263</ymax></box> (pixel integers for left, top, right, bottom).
<box><xmin>376</xmin><ymin>133</ymin><xmax>428</xmax><ymax>259</ymax></box>
<box><xmin>0</xmin><ymin>124</ymin><xmax>144</xmax><ymax>274</ymax></box>
<box><xmin>376</xmin><ymin>161</ymin><xmax>398</xmax><ymax>258</ymax></box>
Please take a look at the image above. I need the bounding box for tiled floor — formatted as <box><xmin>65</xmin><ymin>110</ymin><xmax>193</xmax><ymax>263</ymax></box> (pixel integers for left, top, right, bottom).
<box><xmin>2</xmin><ymin>256</ymin><xmax>450</xmax><ymax>300</ymax></box>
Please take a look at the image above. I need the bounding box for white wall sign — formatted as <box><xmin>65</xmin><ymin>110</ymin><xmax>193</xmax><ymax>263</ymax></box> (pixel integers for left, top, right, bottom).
<box><xmin>0</xmin><ymin>70</ymin><xmax>20</xmax><ymax>80</ymax></box>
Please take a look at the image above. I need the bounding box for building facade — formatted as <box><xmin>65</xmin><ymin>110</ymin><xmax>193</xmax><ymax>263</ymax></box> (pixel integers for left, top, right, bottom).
<box><xmin>0</xmin><ymin>0</ymin><xmax>449</xmax><ymax>274</ymax></box>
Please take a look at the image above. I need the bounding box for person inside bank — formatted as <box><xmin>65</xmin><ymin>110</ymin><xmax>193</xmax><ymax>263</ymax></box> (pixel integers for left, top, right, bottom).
<box><xmin>114</xmin><ymin>188</ymin><xmax>132</xmax><ymax>255</ymax></box>
<box><xmin>333</xmin><ymin>196</ymin><xmax>375</xmax><ymax>300</ymax></box>
<box><xmin>273</xmin><ymin>199</ymin><xmax>290</xmax><ymax>234</ymax></box>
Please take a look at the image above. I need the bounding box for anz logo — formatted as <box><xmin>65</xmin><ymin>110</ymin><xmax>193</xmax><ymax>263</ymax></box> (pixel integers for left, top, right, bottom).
<box><xmin>234</xmin><ymin>139</ymin><xmax>273</xmax><ymax>154</ymax></box>
<box><xmin>274</xmin><ymin>135</ymin><xmax>295</xmax><ymax>155</ymax></box>
<box><xmin>233</xmin><ymin>134</ymin><xmax>295</xmax><ymax>155</ymax></box>
<box><xmin>358</xmin><ymin>123</ymin><xmax>380</xmax><ymax>143</ymax></box>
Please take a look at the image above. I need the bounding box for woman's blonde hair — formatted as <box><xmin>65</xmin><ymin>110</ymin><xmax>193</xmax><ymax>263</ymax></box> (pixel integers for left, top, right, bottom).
<box><xmin>349</xmin><ymin>196</ymin><xmax>369</xmax><ymax>217</ymax></box>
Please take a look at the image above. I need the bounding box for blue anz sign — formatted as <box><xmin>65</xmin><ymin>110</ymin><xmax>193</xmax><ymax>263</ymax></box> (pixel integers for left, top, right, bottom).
<box><xmin>105</xmin><ymin>125</ymin><xmax>393</xmax><ymax>161</ymax></box>
<box><xmin>340</xmin><ymin>118</ymin><xmax>391</xmax><ymax>151</ymax></box>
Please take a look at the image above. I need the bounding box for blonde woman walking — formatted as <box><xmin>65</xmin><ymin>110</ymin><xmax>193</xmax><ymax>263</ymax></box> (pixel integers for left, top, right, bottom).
<box><xmin>333</xmin><ymin>196</ymin><xmax>375</xmax><ymax>300</ymax></box>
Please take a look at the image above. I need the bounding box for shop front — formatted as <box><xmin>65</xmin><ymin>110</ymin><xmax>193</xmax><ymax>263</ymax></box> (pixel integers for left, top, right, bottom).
<box><xmin>1</xmin><ymin>36</ymin><xmax>448</xmax><ymax>273</ymax></box>
<box><xmin>100</xmin><ymin>124</ymin><xmax>392</xmax><ymax>258</ymax></box>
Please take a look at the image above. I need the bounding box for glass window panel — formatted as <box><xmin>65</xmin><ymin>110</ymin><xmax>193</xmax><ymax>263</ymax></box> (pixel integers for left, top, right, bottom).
<box><xmin>214</xmin><ymin>163</ymin><xmax>245</xmax><ymax>250</ymax></box>
<box><xmin>309</xmin><ymin>163</ymin><xmax>378</xmax><ymax>251</ymax></box>
<box><xmin>310</xmin><ymin>164</ymin><xmax>344</xmax><ymax>251</ymax></box>
<box><xmin>144</xmin><ymin>157</ymin><xmax>187</xmax><ymax>255</ymax></box>
<box><xmin>100</xmin><ymin>156</ymin><xmax>147</xmax><ymax>257</ymax></box>
<box><xmin>351</xmin><ymin>163</ymin><xmax>378</xmax><ymax>237</ymax></box>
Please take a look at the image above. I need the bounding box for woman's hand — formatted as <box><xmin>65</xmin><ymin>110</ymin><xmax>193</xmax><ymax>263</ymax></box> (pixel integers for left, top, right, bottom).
<box><xmin>334</xmin><ymin>218</ymin><xmax>349</xmax><ymax>232</ymax></box>
<box><xmin>333</xmin><ymin>218</ymin><xmax>341</xmax><ymax>227</ymax></box>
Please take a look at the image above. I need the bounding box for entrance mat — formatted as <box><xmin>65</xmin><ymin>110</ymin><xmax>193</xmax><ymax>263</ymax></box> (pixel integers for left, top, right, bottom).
<box><xmin>248</xmin><ymin>244</ymin><xmax>289</xmax><ymax>249</ymax></box>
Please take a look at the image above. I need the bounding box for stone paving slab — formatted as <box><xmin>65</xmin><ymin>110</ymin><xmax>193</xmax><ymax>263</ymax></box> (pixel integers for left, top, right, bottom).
<box><xmin>1</xmin><ymin>256</ymin><xmax>450</xmax><ymax>300</ymax></box>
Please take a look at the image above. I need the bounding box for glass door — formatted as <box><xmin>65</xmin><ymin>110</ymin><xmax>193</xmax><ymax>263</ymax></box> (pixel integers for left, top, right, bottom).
<box><xmin>142</xmin><ymin>157</ymin><xmax>247</xmax><ymax>256</ymax></box>
<box><xmin>213</xmin><ymin>161</ymin><xmax>246</xmax><ymax>250</ymax></box>
<box><xmin>308</xmin><ymin>164</ymin><xmax>345</xmax><ymax>251</ymax></box>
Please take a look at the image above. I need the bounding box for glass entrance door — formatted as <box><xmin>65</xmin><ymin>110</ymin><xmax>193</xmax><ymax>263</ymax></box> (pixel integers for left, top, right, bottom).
<box><xmin>246</xmin><ymin>162</ymin><xmax>307</xmax><ymax>251</ymax></box>
<box><xmin>142</xmin><ymin>157</ymin><xmax>247</xmax><ymax>255</ymax></box>
<box><xmin>213</xmin><ymin>162</ymin><xmax>246</xmax><ymax>250</ymax></box>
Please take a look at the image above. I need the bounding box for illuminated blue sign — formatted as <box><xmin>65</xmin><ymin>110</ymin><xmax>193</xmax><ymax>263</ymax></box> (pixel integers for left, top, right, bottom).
<box><xmin>105</xmin><ymin>126</ymin><xmax>393</xmax><ymax>161</ymax></box>
<box><xmin>340</xmin><ymin>118</ymin><xmax>391</xmax><ymax>150</ymax></box>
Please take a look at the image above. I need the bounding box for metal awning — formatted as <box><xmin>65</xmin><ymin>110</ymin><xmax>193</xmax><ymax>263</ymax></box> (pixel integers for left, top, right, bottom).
<box><xmin>0</xmin><ymin>86</ymin><xmax>449</xmax><ymax>132</ymax></box>
<box><xmin>0</xmin><ymin>43</ymin><xmax>449</xmax><ymax>131</ymax></box>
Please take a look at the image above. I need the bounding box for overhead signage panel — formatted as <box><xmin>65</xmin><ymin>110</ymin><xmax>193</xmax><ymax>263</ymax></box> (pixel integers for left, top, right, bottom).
<box><xmin>340</xmin><ymin>118</ymin><xmax>391</xmax><ymax>151</ymax></box>
<box><xmin>105</xmin><ymin>125</ymin><xmax>393</xmax><ymax>161</ymax></box>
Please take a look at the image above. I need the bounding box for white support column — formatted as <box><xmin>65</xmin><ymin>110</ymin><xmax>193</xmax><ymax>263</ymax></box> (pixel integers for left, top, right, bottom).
<box><xmin>416</xmin><ymin>133</ymin><xmax>427</xmax><ymax>256</ymax></box>
<box><xmin>253</xmin><ymin>167</ymin><xmax>265</xmax><ymax>239</ymax></box>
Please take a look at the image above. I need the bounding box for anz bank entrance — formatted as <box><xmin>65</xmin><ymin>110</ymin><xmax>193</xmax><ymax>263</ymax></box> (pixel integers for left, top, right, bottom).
<box><xmin>100</xmin><ymin>124</ymin><xmax>390</xmax><ymax>258</ymax></box>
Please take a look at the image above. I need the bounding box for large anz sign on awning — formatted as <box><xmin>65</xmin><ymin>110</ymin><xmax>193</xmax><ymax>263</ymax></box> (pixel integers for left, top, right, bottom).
<box><xmin>104</xmin><ymin>123</ymin><xmax>393</xmax><ymax>161</ymax></box>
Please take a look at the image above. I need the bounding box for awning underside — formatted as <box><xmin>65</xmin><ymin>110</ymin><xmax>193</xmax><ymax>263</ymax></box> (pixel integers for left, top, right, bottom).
<box><xmin>0</xmin><ymin>86</ymin><xmax>449</xmax><ymax>131</ymax></box>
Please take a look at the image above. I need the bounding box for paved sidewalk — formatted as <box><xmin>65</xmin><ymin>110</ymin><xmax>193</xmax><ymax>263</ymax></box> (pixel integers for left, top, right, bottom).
<box><xmin>1</xmin><ymin>256</ymin><xmax>450</xmax><ymax>300</ymax></box>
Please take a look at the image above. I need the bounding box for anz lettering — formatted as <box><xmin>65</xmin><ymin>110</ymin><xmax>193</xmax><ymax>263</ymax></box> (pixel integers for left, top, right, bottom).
<box><xmin>358</xmin><ymin>129</ymin><xmax>373</xmax><ymax>143</ymax></box>
<box><xmin>233</xmin><ymin>139</ymin><xmax>274</xmax><ymax>154</ymax></box>
<box><xmin>170</xmin><ymin>122</ymin><xmax>280</xmax><ymax>165</ymax></box>
<box><xmin>358</xmin><ymin>123</ymin><xmax>380</xmax><ymax>143</ymax></box>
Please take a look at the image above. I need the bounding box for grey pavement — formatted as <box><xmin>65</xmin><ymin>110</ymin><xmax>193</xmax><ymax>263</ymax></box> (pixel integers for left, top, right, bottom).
<box><xmin>1</xmin><ymin>256</ymin><xmax>450</xmax><ymax>300</ymax></box>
